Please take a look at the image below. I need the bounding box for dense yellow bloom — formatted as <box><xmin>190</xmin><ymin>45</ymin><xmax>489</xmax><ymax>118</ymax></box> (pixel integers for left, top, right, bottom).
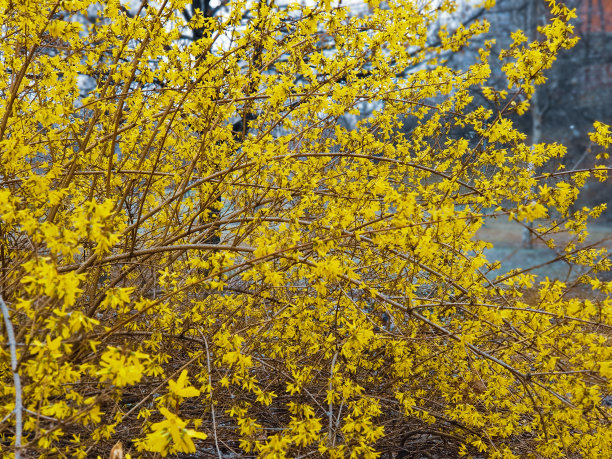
<box><xmin>0</xmin><ymin>0</ymin><xmax>610</xmax><ymax>457</ymax></box>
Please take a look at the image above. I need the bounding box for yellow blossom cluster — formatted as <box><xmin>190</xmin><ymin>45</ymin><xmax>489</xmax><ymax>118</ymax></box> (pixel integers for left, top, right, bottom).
<box><xmin>0</xmin><ymin>0</ymin><xmax>611</xmax><ymax>457</ymax></box>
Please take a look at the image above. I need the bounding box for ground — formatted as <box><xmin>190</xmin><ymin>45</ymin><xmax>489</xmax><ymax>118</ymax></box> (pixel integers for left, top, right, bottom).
<box><xmin>477</xmin><ymin>218</ymin><xmax>612</xmax><ymax>283</ymax></box>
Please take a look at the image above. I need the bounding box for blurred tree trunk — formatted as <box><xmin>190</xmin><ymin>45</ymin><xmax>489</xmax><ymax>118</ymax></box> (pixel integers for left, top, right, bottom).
<box><xmin>522</xmin><ymin>0</ymin><xmax>544</xmax><ymax>249</ymax></box>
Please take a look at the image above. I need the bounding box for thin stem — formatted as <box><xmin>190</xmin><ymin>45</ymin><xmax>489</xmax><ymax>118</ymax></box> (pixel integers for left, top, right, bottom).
<box><xmin>200</xmin><ymin>332</ymin><xmax>222</xmax><ymax>459</ymax></box>
<box><xmin>328</xmin><ymin>351</ymin><xmax>338</xmax><ymax>445</ymax></box>
<box><xmin>1</xmin><ymin>296</ymin><xmax>22</xmax><ymax>458</ymax></box>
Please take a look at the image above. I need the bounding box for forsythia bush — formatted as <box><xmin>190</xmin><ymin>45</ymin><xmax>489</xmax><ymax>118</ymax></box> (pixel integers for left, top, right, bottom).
<box><xmin>1</xmin><ymin>0</ymin><xmax>612</xmax><ymax>457</ymax></box>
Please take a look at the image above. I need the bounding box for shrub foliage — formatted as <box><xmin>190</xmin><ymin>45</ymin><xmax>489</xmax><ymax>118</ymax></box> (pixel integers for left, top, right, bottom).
<box><xmin>1</xmin><ymin>0</ymin><xmax>612</xmax><ymax>457</ymax></box>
